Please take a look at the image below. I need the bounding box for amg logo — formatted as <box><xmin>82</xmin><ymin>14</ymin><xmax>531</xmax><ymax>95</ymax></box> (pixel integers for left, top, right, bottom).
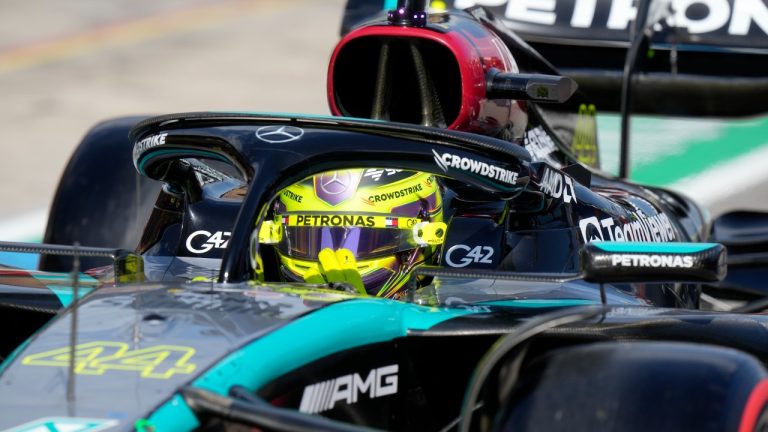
<box><xmin>611</xmin><ymin>254</ymin><xmax>695</xmax><ymax>268</ymax></box>
<box><xmin>299</xmin><ymin>364</ymin><xmax>399</xmax><ymax>414</ymax></box>
<box><xmin>432</xmin><ymin>149</ymin><xmax>519</xmax><ymax>185</ymax></box>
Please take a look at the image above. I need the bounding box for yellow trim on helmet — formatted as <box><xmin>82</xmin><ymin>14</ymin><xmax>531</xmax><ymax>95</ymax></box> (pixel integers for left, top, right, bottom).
<box><xmin>280</xmin><ymin>254</ymin><xmax>398</xmax><ymax>278</ymax></box>
<box><xmin>280</xmin><ymin>169</ymin><xmax>441</xmax><ymax>214</ymax></box>
<box><xmin>278</xmin><ymin>214</ymin><xmax>423</xmax><ymax>229</ymax></box>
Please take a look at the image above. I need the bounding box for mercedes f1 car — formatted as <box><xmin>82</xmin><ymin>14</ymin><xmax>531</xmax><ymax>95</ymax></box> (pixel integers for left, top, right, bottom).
<box><xmin>1</xmin><ymin>1</ymin><xmax>767</xmax><ymax>431</ymax></box>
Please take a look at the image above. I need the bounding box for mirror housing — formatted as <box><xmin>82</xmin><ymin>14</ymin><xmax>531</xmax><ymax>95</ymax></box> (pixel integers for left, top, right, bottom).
<box><xmin>581</xmin><ymin>242</ymin><xmax>727</xmax><ymax>283</ymax></box>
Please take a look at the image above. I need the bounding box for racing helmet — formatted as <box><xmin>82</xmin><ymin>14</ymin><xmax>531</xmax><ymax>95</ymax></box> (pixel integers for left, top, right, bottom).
<box><xmin>267</xmin><ymin>169</ymin><xmax>444</xmax><ymax>297</ymax></box>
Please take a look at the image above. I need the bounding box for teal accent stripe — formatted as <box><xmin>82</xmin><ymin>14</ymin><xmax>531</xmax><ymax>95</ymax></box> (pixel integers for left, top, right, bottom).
<box><xmin>147</xmin><ymin>394</ymin><xmax>200</xmax><ymax>432</ymax></box>
<box><xmin>138</xmin><ymin>149</ymin><xmax>228</xmax><ymax>174</ymax></box>
<box><xmin>593</xmin><ymin>242</ymin><xmax>718</xmax><ymax>254</ymax></box>
<box><xmin>383</xmin><ymin>0</ymin><xmax>398</xmax><ymax>9</ymax></box>
<box><xmin>221</xmin><ymin>111</ymin><xmax>385</xmax><ymax>123</ymax></box>
<box><xmin>597</xmin><ymin>114</ymin><xmax>768</xmax><ymax>184</ymax></box>
<box><xmin>0</xmin><ymin>337</ymin><xmax>33</xmax><ymax>376</ymax></box>
<box><xmin>46</xmin><ymin>286</ymin><xmax>94</xmax><ymax>308</ymax></box>
<box><xmin>0</xmin><ymin>252</ymin><xmax>38</xmax><ymax>269</ymax></box>
<box><xmin>29</xmin><ymin>272</ymin><xmax>99</xmax><ymax>307</ymax></box>
<box><xmin>632</xmin><ymin>117</ymin><xmax>768</xmax><ymax>186</ymax></box>
<box><xmin>481</xmin><ymin>299</ymin><xmax>597</xmax><ymax>308</ymax></box>
<box><xmin>192</xmin><ymin>299</ymin><xmax>472</xmax><ymax>395</ymax></box>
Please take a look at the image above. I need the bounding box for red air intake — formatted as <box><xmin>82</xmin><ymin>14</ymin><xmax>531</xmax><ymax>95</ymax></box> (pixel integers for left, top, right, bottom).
<box><xmin>327</xmin><ymin>11</ymin><xmax>525</xmax><ymax>138</ymax></box>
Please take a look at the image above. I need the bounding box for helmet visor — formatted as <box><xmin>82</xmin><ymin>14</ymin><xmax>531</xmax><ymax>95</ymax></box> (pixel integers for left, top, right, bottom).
<box><xmin>277</xmin><ymin>225</ymin><xmax>416</xmax><ymax>261</ymax></box>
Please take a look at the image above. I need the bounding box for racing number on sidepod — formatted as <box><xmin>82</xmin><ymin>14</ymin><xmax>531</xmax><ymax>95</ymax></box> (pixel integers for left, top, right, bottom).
<box><xmin>445</xmin><ymin>245</ymin><xmax>494</xmax><ymax>267</ymax></box>
<box><xmin>22</xmin><ymin>341</ymin><xmax>196</xmax><ymax>379</ymax></box>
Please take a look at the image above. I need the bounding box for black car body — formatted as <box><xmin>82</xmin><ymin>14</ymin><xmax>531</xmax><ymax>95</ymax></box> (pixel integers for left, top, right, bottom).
<box><xmin>1</xmin><ymin>2</ymin><xmax>767</xmax><ymax>431</ymax></box>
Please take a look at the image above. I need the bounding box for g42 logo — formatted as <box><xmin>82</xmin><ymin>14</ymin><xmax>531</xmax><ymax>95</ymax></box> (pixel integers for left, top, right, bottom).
<box><xmin>445</xmin><ymin>245</ymin><xmax>495</xmax><ymax>268</ymax></box>
<box><xmin>186</xmin><ymin>230</ymin><xmax>231</xmax><ymax>254</ymax></box>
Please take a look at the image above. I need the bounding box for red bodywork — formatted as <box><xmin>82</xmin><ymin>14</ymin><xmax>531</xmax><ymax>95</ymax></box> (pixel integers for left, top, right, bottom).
<box><xmin>327</xmin><ymin>12</ymin><xmax>525</xmax><ymax>137</ymax></box>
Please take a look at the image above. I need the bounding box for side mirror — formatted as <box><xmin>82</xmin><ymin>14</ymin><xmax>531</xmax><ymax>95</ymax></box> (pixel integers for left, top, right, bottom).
<box><xmin>486</xmin><ymin>69</ymin><xmax>578</xmax><ymax>103</ymax></box>
<box><xmin>580</xmin><ymin>242</ymin><xmax>727</xmax><ymax>283</ymax></box>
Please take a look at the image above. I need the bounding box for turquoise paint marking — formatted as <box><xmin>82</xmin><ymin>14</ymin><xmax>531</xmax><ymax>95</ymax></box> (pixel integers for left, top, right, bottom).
<box><xmin>481</xmin><ymin>299</ymin><xmax>597</xmax><ymax>308</ymax></box>
<box><xmin>0</xmin><ymin>252</ymin><xmax>38</xmax><ymax>269</ymax></box>
<box><xmin>593</xmin><ymin>242</ymin><xmax>718</xmax><ymax>254</ymax></box>
<box><xmin>138</xmin><ymin>149</ymin><xmax>229</xmax><ymax>174</ymax></box>
<box><xmin>597</xmin><ymin>114</ymin><xmax>768</xmax><ymax>184</ymax></box>
<box><xmin>193</xmin><ymin>298</ymin><xmax>473</xmax><ymax>395</ymax></box>
<box><xmin>28</xmin><ymin>272</ymin><xmax>99</xmax><ymax>282</ymax></box>
<box><xmin>632</xmin><ymin>117</ymin><xmax>768</xmax><ymax>186</ymax></box>
<box><xmin>28</xmin><ymin>272</ymin><xmax>99</xmax><ymax>307</ymax></box>
<box><xmin>0</xmin><ymin>337</ymin><xmax>33</xmax><ymax>376</ymax></box>
<box><xmin>218</xmin><ymin>111</ymin><xmax>387</xmax><ymax>123</ymax></box>
<box><xmin>46</xmin><ymin>286</ymin><xmax>94</xmax><ymax>307</ymax></box>
<box><xmin>2</xmin><ymin>417</ymin><xmax>119</xmax><ymax>432</ymax></box>
<box><xmin>384</xmin><ymin>0</ymin><xmax>398</xmax><ymax>9</ymax></box>
<box><xmin>147</xmin><ymin>394</ymin><xmax>200</xmax><ymax>432</ymax></box>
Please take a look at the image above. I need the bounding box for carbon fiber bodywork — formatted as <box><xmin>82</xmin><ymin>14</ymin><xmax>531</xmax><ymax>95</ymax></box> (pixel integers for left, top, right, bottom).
<box><xmin>1</xmin><ymin>4</ymin><xmax>767</xmax><ymax>431</ymax></box>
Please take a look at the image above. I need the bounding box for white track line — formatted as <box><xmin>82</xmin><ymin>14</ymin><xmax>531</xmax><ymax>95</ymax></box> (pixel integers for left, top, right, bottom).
<box><xmin>0</xmin><ymin>209</ymin><xmax>47</xmax><ymax>242</ymax></box>
<box><xmin>671</xmin><ymin>144</ymin><xmax>768</xmax><ymax>206</ymax></box>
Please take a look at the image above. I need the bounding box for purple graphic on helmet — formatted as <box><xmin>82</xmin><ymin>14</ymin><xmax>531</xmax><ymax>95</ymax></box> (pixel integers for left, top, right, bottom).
<box><xmin>315</xmin><ymin>171</ymin><xmax>360</xmax><ymax>205</ymax></box>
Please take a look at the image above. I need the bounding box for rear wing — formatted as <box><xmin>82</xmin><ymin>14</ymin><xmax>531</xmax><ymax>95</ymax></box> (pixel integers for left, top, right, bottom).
<box><xmin>341</xmin><ymin>0</ymin><xmax>768</xmax><ymax>117</ymax></box>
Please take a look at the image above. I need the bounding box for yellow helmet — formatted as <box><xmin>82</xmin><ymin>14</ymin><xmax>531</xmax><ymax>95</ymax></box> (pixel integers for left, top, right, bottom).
<box><xmin>271</xmin><ymin>169</ymin><xmax>443</xmax><ymax>297</ymax></box>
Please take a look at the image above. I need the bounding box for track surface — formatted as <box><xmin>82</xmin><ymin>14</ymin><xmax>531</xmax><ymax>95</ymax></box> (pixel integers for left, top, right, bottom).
<box><xmin>0</xmin><ymin>0</ymin><xmax>344</xmax><ymax>224</ymax></box>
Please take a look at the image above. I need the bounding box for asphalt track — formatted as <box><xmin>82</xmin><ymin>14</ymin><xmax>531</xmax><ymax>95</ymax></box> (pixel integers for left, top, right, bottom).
<box><xmin>0</xmin><ymin>0</ymin><xmax>345</xmax><ymax>239</ymax></box>
<box><xmin>0</xmin><ymin>0</ymin><xmax>767</xmax><ymax>243</ymax></box>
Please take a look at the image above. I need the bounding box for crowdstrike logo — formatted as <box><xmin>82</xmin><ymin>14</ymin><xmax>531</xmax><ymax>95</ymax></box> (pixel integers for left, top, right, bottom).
<box><xmin>133</xmin><ymin>133</ymin><xmax>168</xmax><ymax>160</ymax></box>
<box><xmin>433</xmin><ymin>149</ymin><xmax>449</xmax><ymax>172</ymax></box>
<box><xmin>299</xmin><ymin>365</ymin><xmax>399</xmax><ymax>414</ymax></box>
<box><xmin>432</xmin><ymin>149</ymin><xmax>518</xmax><ymax>185</ymax></box>
<box><xmin>368</xmin><ymin>184</ymin><xmax>423</xmax><ymax>202</ymax></box>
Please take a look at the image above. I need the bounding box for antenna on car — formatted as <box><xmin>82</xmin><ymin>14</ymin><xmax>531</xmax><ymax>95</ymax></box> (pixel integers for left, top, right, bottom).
<box><xmin>67</xmin><ymin>242</ymin><xmax>81</xmax><ymax>411</ymax></box>
<box><xmin>0</xmin><ymin>241</ymin><xmax>137</xmax><ymax>410</ymax></box>
<box><xmin>388</xmin><ymin>0</ymin><xmax>428</xmax><ymax>27</ymax></box>
<box><xmin>619</xmin><ymin>0</ymin><xmax>672</xmax><ymax>178</ymax></box>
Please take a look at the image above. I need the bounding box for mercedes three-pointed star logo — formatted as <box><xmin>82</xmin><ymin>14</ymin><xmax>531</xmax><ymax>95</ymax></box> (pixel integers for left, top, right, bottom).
<box><xmin>319</xmin><ymin>171</ymin><xmax>350</xmax><ymax>195</ymax></box>
<box><xmin>255</xmin><ymin>125</ymin><xmax>304</xmax><ymax>143</ymax></box>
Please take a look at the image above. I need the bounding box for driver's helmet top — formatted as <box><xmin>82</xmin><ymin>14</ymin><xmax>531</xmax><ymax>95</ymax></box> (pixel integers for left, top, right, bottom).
<box><xmin>273</xmin><ymin>168</ymin><xmax>443</xmax><ymax>297</ymax></box>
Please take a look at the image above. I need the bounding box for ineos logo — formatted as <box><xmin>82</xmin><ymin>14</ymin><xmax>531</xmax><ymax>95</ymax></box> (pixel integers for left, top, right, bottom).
<box><xmin>186</xmin><ymin>230</ymin><xmax>231</xmax><ymax>254</ymax></box>
<box><xmin>445</xmin><ymin>245</ymin><xmax>494</xmax><ymax>268</ymax></box>
<box><xmin>255</xmin><ymin>125</ymin><xmax>304</xmax><ymax>143</ymax></box>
